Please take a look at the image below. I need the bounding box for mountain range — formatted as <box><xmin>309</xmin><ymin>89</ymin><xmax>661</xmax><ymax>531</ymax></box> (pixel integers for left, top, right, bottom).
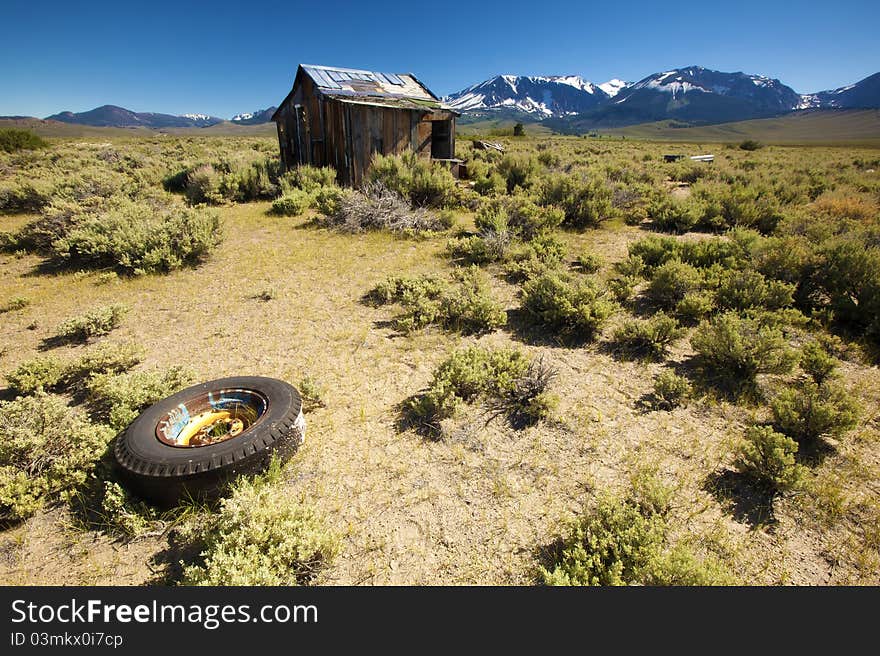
<box><xmin>38</xmin><ymin>105</ymin><xmax>277</xmax><ymax>129</ymax></box>
<box><xmin>445</xmin><ymin>67</ymin><xmax>880</xmax><ymax>129</ymax></box>
<box><xmin>8</xmin><ymin>67</ymin><xmax>879</xmax><ymax>132</ymax></box>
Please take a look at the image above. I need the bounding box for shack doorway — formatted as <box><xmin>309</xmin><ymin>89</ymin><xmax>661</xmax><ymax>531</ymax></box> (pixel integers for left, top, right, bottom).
<box><xmin>430</xmin><ymin>120</ymin><xmax>453</xmax><ymax>159</ymax></box>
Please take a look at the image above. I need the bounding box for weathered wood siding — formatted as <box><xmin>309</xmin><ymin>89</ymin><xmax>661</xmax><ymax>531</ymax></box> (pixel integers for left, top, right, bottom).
<box><xmin>275</xmin><ymin>72</ymin><xmax>456</xmax><ymax>187</ymax></box>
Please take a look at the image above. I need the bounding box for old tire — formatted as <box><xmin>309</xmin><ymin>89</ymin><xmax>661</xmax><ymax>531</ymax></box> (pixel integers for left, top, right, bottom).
<box><xmin>113</xmin><ymin>376</ymin><xmax>305</xmax><ymax>507</ymax></box>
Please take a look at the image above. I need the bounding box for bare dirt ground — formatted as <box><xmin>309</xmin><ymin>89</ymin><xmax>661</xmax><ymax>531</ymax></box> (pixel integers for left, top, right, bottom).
<box><xmin>1</xmin><ymin>203</ymin><xmax>878</xmax><ymax>585</ymax></box>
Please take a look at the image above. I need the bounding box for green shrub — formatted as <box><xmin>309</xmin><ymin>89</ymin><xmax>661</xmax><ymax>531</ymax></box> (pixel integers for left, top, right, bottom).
<box><xmin>52</xmin><ymin>304</ymin><xmax>128</xmax><ymax>344</ymax></box>
<box><xmin>799</xmin><ymin>341</ymin><xmax>838</xmax><ymax>385</ymax></box>
<box><xmin>575</xmin><ymin>252</ymin><xmax>603</xmax><ymax>273</ymax></box>
<box><xmin>715</xmin><ymin>270</ymin><xmax>794</xmax><ymax>311</ymax></box>
<box><xmin>0</xmin><ymin>129</ymin><xmax>48</xmax><ymax>153</ymax></box>
<box><xmin>182</xmin><ymin>464</ymin><xmax>338</xmax><ymax>585</ymax></box>
<box><xmin>366</xmin><ymin>274</ymin><xmax>446</xmax><ymax>306</ymax></box>
<box><xmin>691</xmin><ymin>312</ymin><xmax>797</xmax><ymax>381</ymax></box>
<box><xmin>285</xmin><ymin>165</ymin><xmax>337</xmax><ymax>192</ymax></box>
<box><xmin>270</xmin><ymin>189</ymin><xmax>314</xmax><ymax>216</ymax></box>
<box><xmin>648</xmin><ymin>196</ymin><xmax>701</xmax><ymax>233</ymax></box>
<box><xmin>613</xmin><ymin>313</ymin><xmax>684</xmax><ymax>359</ymax></box>
<box><xmin>735</xmin><ymin>426</ymin><xmax>802</xmax><ymax>492</ymax></box>
<box><xmin>371</xmin><ymin>268</ymin><xmax>505</xmax><ymax>335</ymax></box>
<box><xmin>473</xmin><ymin>197</ymin><xmax>555</xmax><ymax>242</ymax></box>
<box><xmin>628</xmin><ymin>235</ymin><xmax>679</xmax><ymax>270</ymax></box>
<box><xmin>6</xmin><ymin>342</ymin><xmax>143</xmax><ymax>396</ymax></box>
<box><xmin>770</xmin><ymin>381</ymin><xmax>860</xmax><ymax>444</ymax></box>
<box><xmin>298</xmin><ymin>375</ymin><xmax>326</xmax><ymax>412</ymax></box>
<box><xmin>5</xmin><ymin>356</ymin><xmax>66</xmax><ymax>394</ymax></box>
<box><xmin>614</xmin><ymin>254</ymin><xmax>646</xmax><ymax>279</ymax></box>
<box><xmin>406</xmin><ymin>346</ymin><xmax>529</xmax><ymax>426</ymax></box>
<box><xmin>92</xmin><ymin>480</ymin><xmax>163</xmax><ymax>539</ymax></box>
<box><xmin>368</xmin><ymin>152</ymin><xmax>458</xmax><ymax>207</ymax></box>
<box><xmin>437</xmin><ymin>267</ymin><xmax>507</xmax><ymax>335</ymax></box>
<box><xmin>815</xmin><ymin>239</ymin><xmax>880</xmax><ymax>340</ymax></box>
<box><xmin>539</xmin><ymin>172</ymin><xmax>615</xmax><ymax>228</ymax></box>
<box><xmin>313</xmin><ymin>185</ymin><xmax>349</xmax><ymax>216</ymax></box>
<box><xmin>446</xmin><ymin>231</ymin><xmax>511</xmax><ymax>265</ymax></box>
<box><xmin>739</xmin><ymin>140</ymin><xmax>764</xmax><ymax>151</ymax></box>
<box><xmin>693</xmin><ymin>183</ymin><xmax>784</xmax><ymax>234</ymax></box>
<box><xmin>497</xmin><ymin>155</ymin><xmax>539</xmax><ymax>193</ymax></box>
<box><xmin>521</xmin><ymin>271</ymin><xmax>615</xmax><ymax>339</ymax></box>
<box><xmin>676</xmin><ymin>291</ymin><xmax>716</xmax><ymax>323</ymax></box>
<box><xmin>184</xmin><ymin>164</ymin><xmax>222</xmax><ymax>204</ymax></box>
<box><xmin>651</xmin><ymin>371</ymin><xmax>692</xmax><ymax>410</ymax></box>
<box><xmin>485</xmin><ymin>356</ymin><xmax>558</xmax><ymax>426</ymax></box>
<box><xmin>52</xmin><ymin>197</ymin><xmax>223</xmax><ymax>274</ymax></box>
<box><xmin>0</xmin><ymin>393</ymin><xmax>114</xmax><ymax>523</ymax></box>
<box><xmin>645</xmin><ymin>260</ymin><xmax>702</xmax><ymax>309</ymax></box>
<box><xmin>540</xmin><ymin>478</ymin><xmax>729</xmax><ymax>586</ymax></box>
<box><xmin>0</xmin><ymin>297</ymin><xmax>30</xmax><ymax>313</ymax></box>
<box><xmin>87</xmin><ymin>366</ymin><xmax>195</xmax><ymax>431</ymax></box>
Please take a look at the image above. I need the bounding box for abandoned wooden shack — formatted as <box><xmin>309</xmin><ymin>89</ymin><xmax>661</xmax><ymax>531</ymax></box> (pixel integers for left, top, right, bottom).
<box><xmin>271</xmin><ymin>64</ymin><xmax>460</xmax><ymax>187</ymax></box>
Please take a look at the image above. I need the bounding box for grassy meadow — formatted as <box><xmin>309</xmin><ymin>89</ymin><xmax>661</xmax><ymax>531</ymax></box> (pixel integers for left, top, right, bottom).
<box><xmin>1</xmin><ymin>128</ymin><xmax>879</xmax><ymax>585</ymax></box>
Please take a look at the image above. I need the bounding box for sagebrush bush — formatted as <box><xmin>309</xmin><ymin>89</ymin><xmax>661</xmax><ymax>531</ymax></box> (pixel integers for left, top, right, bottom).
<box><xmin>735</xmin><ymin>426</ymin><xmax>802</xmax><ymax>492</ymax></box>
<box><xmin>182</xmin><ymin>464</ymin><xmax>338</xmax><ymax>585</ymax></box>
<box><xmin>815</xmin><ymin>239</ymin><xmax>880</xmax><ymax>341</ymax></box>
<box><xmin>799</xmin><ymin>341</ymin><xmax>838</xmax><ymax>385</ymax></box>
<box><xmin>0</xmin><ymin>393</ymin><xmax>114</xmax><ymax>523</ymax></box>
<box><xmin>298</xmin><ymin>375</ymin><xmax>326</xmax><ymax>412</ymax></box>
<box><xmin>368</xmin><ymin>152</ymin><xmax>458</xmax><ymax>207</ymax></box>
<box><xmin>6</xmin><ymin>342</ymin><xmax>143</xmax><ymax>395</ymax></box>
<box><xmin>5</xmin><ymin>356</ymin><xmax>67</xmax><ymax>394</ymax></box>
<box><xmin>648</xmin><ymin>196</ymin><xmax>701</xmax><ymax>233</ymax></box>
<box><xmin>184</xmin><ymin>164</ymin><xmax>222</xmax><ymax>204</ymax></box>
<box><xmin>715</xmin><ymin>270</ymin><xmax>794</xmax><ymax>311</ymax></box>
<box><xmin>676</xmin><ymin>291</ymin><xmax>716</xmax><ymax>323</ymax></box>
<box><xmin>52</xmin><ymin>304</ymin><xmax>128</xmax><ymax>344</ymax></box>
<box><xmin>406</xmin><ymin>346</ymin><xmax>528</xmax><ymax>427</ymax></box>
<box><xmin>52</xmin><ymin>196</ymin><xmax>222</xmax><ymax>274</ymax></box>
<box><xmin>0</xmin><ymin>128</ymin><xmax>49</xmax><ymax>153</ymax></box>
<box><xmin>521</xmin><ymin>271</ymin><xmax>615</xmax><ymax>339</ymax></box>
<box><xmin>651</xmin><ymin>371</ymin><xmax>692</xmax><ymax>410</ymax></box>
<box><xmin>539</xmin><ymin>172</ymin><xmax>616</xmax><ymax>228</ymax></box>
<box><xmin>575</xmin><ymin>252</ymin><xmax>603</xmax><ymax>273</ymax></box>
<box><xmin>368</xmin><ymin>269</ymin><xmax>505</xmax><ymax>335</ymax></box>
<box><xmin>284</xmin><ymin>165</ymin><xmax>337</xmax><ymax>192</ymax></box>
<box><xmin>271</xmin><ymin>189</ymin><xmax>314</xmax><ymax>216</ymax></box>
<box><xmin>691</xmin><ymin>312</ymin><xmax>797</xmax><ymax>381</ymax></box>
<box><xmin>497</xmin><ymin>155</ymin><xmax>539</xmax><ymax>193</ymax></box>
<box><xmin>613</xmin><ymin>313</ymin><xmax>684</xmax><ymax>359</ymax></box>
<box><xmin>366</xmin><ymin>274</ymin><xmax>446</xmax><ymax>306</ymax></box>
<box><xmin>485</xmin><ymin>356</ymin><xmax>558</xmax><ymax>427</ymax></box>
<box><xmin>446</xmin><ymin>231</ymin><xmax>512</xmax><ymax>265</ymax></box>
<box><xmin>540</xmin><ymin>477</ymin><xmax>730</xmax><ymax>586</ymax></box>
<box><xmin>770</xmin><ymin>381</ymin><xmax>860</xmax><ymax>444</ymax></box>
<box><xmin>477</xmin><ymin>196</ymin><xmax>564</xmax><ymax>241</ymax></box>
<box><xmin>645</xmin><ymin>260</ymin><xmax>702</xmax><ymax>309</ymax></box>
<box><xmin>0</xmin><ymin>296</ymin><xmax>30</xmax><ymax>313</ymax></box>
<box><xmin>437</xmin><ymin>267</ymin><xmax>507</xmax><ymax>335</ymax></box>
<box><xmin>87</xmin><ymin>366</ymin><xmax>195</xmax><ymax>431</ymax></box>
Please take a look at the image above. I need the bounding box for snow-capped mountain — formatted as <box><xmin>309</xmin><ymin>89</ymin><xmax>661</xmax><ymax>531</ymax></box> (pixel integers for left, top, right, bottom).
<box><xmin>614</xmin><ymin>66</ymin><xmax>802</xmax><ymax>114</ymax></box>
<box><xmin>598</xmin><ymin>79</ymin><xmax>628</xmax><ymax>98</ymax></box>
<box><xmin>231</xmin><ymin>107</ymin><xmax>277</xmax><ymax>125</ymax></box>
<box><xmin>799</xmin><ymin>72</ymin><xmax>880</xmax><ymax>110</ymax></box>
<box><xmin>445</xmin><ymin>75</ymin><xmax>611</xmax><ymax>117</ymax></box>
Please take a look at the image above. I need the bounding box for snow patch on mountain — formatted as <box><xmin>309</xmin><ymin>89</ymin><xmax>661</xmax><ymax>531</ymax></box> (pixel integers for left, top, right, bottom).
<box><xmin>598</xmin><ymin>79</ymin><xmax>628</xmax><ymax>97</ymax></box>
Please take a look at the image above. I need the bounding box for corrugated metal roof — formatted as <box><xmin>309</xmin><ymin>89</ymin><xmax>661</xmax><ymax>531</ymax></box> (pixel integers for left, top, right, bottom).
<box><xmin>300</xmin><ymin>64</ymin><xmax>440</xmax><ymax>102</ymax></box>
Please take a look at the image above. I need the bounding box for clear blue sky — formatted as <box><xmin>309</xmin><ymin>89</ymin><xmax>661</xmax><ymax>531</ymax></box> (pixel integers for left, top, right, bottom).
<box><xmin>2</xmin><ymin>0</ymin><xmax>878</xmax><ymax>118</ymax></box>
